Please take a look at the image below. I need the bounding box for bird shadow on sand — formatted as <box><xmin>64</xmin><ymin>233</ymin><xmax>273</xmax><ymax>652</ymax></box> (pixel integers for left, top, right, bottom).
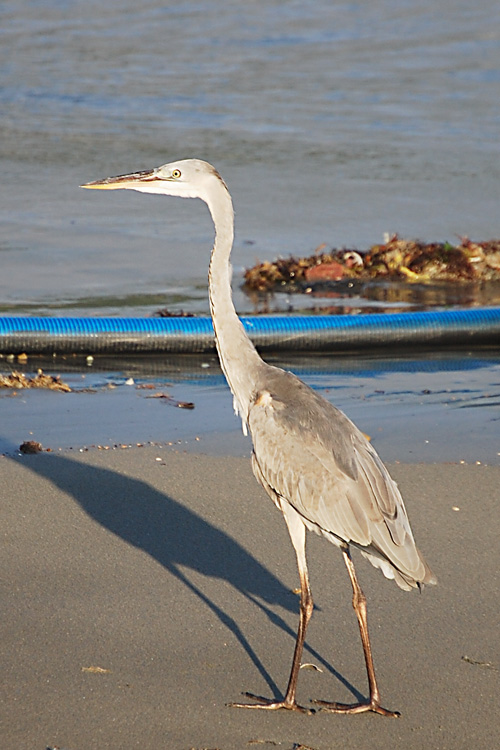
<box><xmin>10</xmin><ymin>449</ymin><xmax>364</xmax><ymax>703</ymax></box>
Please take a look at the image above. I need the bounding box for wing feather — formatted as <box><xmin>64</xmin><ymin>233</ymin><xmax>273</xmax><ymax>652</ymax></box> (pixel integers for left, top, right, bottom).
<box><xmin>248</xmin><ymin>368</ymin><xmax>436</xmax><ymax>589</ymax></box>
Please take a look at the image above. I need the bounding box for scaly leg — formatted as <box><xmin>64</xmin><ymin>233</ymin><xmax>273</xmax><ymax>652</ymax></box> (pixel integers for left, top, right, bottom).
<box><xmin>230</xmin><ymin>503</ymin><xmax>314</xmax><ymax>713</ymax></box>
<box><xmin>314</xmin><ymin>545</ymin><xmax>400</xmax><ymax>717</ymax></box>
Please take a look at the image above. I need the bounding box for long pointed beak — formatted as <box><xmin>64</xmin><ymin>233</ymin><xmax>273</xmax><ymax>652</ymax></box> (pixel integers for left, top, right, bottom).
<box><xmin>81</xmin><ymin>168</ymin><xmax>159</xmax><ymax>190</ymax></box>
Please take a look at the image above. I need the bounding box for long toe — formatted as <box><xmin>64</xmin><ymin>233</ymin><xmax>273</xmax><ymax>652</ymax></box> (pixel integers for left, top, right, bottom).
<box><xmin>314</xmin><ymin>699</ymin><xmax>400</xmax><ymax>717</ymax></box>
<box><xmin>229</xmin><ymin>692</ymin><xmax>315</xmax><ymax>715</ymax></box>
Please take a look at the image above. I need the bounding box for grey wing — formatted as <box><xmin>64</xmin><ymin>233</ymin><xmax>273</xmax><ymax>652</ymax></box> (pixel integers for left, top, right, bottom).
<box><xmin>248</xmin><ymin>373</ymin><xmax>436</xmax><ymax>590</ymax></box>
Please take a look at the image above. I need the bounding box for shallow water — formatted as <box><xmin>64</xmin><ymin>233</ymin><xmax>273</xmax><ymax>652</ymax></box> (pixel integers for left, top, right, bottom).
<box><xmin>1</xmin><ymin>352</ymin><xmax>499</xmax><ymax>465</ymax></box>
<box><xmin>1</xmin><ymin>0</ymin><xmax>499</xmax><ymax>316</ymax></box>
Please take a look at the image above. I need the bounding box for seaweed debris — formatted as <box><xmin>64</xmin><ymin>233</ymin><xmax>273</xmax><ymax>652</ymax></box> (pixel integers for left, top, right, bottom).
<box><xmin>0</xmin><ymin>370</ymin><xmax>71</xmax><ymax>392</ymax></box>
<box><xmin>154</xmin><ymin>308</ymin><xmax>196</xmax><ymax>317</ymax></box>
<box><xmin>243</xmin><ymin>237</ymin><xmax>500</xmax><ymax>292</ymax></box>
<box><xmin>19</xmin><ymin>440</ymin><xmax>44</xmax><ymax>454</ymax></box>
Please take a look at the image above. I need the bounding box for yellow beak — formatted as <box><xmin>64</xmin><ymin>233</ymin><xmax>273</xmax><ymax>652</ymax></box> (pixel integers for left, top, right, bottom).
<box><xmin>80</xmin><ymin>168</ymin><xmax>158</xmax><ymax>190</ymax></box>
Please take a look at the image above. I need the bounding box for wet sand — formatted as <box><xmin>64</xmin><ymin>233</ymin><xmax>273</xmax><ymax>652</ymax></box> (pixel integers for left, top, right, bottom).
<box><xmin>2</xmin><ymin>448</ymin><xmax>498</xmax><ymax>749</ymax></box>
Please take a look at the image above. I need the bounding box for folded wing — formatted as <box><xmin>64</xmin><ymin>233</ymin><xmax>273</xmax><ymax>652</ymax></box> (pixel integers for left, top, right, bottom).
<box><xmin>248</xmin><ymin>367</ymin><xmax>436</xmax><ymax>591</ymax></box>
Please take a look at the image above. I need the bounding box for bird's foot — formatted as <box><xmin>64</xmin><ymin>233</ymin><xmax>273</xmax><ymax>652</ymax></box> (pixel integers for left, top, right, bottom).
<box><xmin>228</xmin><ymin>692</ymin><xmax>315</xmax><ymax>715</ymax></box>
<box><xmin>313</xmin><ymin>698</ymin><xmax>400</xmax><ymax>717</ymax></box>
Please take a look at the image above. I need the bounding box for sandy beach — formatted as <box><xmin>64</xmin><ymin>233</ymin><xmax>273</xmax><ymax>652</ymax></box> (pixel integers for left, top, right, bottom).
<box><xmin>2</xmin><ymin>447</ymin><xmax>498</xmax><ymax>749</ymax></box>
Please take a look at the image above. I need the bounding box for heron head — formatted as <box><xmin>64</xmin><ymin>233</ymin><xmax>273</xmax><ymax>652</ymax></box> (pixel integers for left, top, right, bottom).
<box><xmin>81</xmin><ymin>158</ymin><xmax>226</xmax><ymax>202</ymax></box>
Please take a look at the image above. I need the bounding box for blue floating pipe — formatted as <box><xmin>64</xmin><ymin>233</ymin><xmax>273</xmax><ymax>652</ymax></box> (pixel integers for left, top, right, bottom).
<box><xmin>0</xmin><ymin>308</ymin><xmax>499</xmax><ymax>355</ymax></box>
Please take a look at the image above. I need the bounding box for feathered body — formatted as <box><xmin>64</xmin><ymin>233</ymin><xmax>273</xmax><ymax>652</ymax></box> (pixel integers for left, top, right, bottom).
<box><xmin>248</xmin><ymin>365</ymin><xmax>434</xmax><ymax>590</ymax></box>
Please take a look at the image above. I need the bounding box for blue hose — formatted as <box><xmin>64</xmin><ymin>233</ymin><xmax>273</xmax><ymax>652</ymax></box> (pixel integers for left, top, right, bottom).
<box><xmin>0</xmin><ymin>308</ymin><xmax>499</xmax><ymax>354</ymax></box>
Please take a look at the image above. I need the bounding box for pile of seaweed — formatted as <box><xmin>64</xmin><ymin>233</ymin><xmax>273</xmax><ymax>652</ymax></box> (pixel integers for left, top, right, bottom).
<box><xmin>243</xmin><ymin>236</ymin><xmax>500</xmax><ymax>292</ymax></box>
<box><xmin>0</xmin><ymin>370</ymin><xmax>71</xmax><ymax>392</ymax></box>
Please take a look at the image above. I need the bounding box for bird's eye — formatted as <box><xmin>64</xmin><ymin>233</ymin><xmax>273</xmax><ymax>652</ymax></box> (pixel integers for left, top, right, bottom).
<box><xmin>172</xmin><ymin>169</ymin><xmax>182</xmax><ymax>179</ymax></box>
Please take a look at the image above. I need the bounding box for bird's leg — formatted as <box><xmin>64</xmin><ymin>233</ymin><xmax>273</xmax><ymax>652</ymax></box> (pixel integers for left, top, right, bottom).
<box><xmin>314</xmin><ymin>545</ymin><xmax>400</xmax><ymax>717</ymax></box>
<box><xmin>229</xmin><ymin>507</ymin><xmax>314</xmax><ymax>713</ymax></box>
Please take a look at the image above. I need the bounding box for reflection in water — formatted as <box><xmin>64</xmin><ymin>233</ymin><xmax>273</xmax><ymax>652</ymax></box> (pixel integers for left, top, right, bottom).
<box><xmin>245</xmin><ymin>280</ymin><xmax>500</xmax><ymax>316</ymax></box>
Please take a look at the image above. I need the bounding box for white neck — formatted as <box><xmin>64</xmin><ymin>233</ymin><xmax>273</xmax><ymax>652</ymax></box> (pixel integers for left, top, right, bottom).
<box><xmin>205</xmin><ymin>180</ymin><xmax>263</xmax><ymax>426</ymax></box>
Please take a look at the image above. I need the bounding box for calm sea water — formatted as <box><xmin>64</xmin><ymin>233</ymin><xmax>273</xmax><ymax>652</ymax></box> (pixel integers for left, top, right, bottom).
<box><xmin>1</xmin><ymin>0</ymin><xmax>499</xmax><ymax>316</ymax></box>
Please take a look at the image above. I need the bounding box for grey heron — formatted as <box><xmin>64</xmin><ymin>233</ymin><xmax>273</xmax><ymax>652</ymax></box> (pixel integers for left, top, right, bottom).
<box><xmin>82</xmin><ymin>159</ymin><xmax>436</xmax><ymax>716</ymax></box>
